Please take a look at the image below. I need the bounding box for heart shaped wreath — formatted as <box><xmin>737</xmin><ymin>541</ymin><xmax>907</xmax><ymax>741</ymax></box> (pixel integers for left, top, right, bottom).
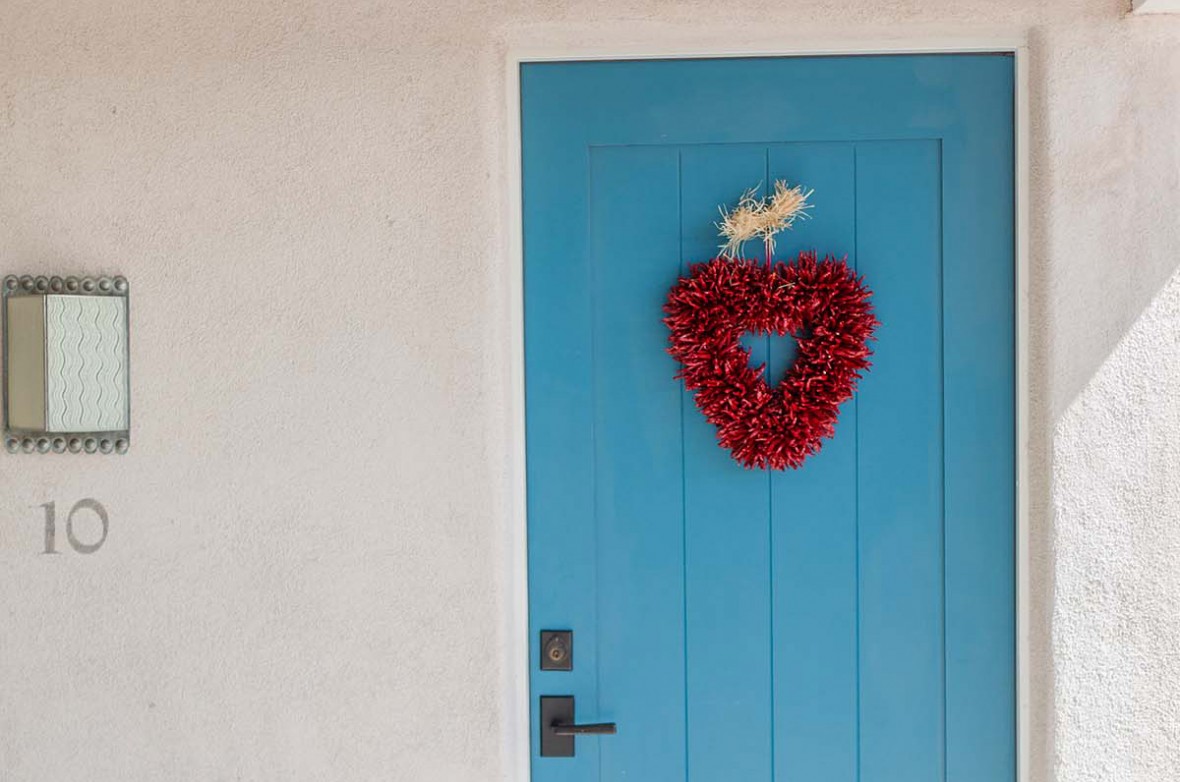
<box><xmin>663</xmin><ymin>182</ymin><xmax>878</xmax><ymax>470</ymax></box>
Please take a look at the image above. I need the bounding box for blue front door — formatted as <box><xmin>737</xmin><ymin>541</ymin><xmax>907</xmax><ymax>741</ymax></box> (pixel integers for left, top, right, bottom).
<box><xmin>522</xmin><ymin>55</ymin><xmax>1014</xmax><ymax>782</ymax></box>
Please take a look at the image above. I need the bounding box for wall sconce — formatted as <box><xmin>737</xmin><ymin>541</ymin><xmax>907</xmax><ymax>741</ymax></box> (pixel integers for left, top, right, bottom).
<box><xmin>3</xmin><ymin>275</ymin><xmax>130</xmax><ymax>454</ymax></box>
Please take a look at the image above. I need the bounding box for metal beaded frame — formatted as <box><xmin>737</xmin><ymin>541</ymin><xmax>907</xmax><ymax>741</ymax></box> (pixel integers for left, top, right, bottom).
<box><xmin>2</xmin><ymin>274</ymin><xmax>131</xmax><ymax>455</ymax></box>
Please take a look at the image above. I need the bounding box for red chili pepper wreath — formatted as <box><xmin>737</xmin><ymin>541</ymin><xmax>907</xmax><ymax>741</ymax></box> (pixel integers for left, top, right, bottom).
<box><xmin>664</xmin><ymin>251</ymin><xmax>878</xmax><ymax>470</ymax></box>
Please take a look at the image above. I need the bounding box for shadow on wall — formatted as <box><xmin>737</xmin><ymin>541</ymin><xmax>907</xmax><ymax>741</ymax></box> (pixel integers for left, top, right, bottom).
<box><xmin>1041</xmin><ymin>16</ymin><xmax>1180</xmax><ymax>421</ymax></box>
<box><xmin>1020</xmin><ymin>23</ymin><xmax>1180</xmax><ymax>776</ymax></box>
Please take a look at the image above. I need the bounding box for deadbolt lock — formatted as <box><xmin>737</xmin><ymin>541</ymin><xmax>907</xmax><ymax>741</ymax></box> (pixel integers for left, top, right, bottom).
<box><xmin>540</xmin><ymin>630</ymin><xmax>573</xmax><ymax>671</ymax></box>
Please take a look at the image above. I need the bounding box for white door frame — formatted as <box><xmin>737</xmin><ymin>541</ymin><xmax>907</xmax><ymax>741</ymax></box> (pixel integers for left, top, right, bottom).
<box><xmin>502</xmin><ymin>36</ymin><xmax>1031</xmax><ymax>782</ymax></box>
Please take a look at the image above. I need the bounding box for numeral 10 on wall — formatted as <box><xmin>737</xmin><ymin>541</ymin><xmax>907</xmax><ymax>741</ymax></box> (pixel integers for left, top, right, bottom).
<box><xmin>39</xmin><ymin>499</ymin><xmax>109</xmax><ymax>554</ymax></box>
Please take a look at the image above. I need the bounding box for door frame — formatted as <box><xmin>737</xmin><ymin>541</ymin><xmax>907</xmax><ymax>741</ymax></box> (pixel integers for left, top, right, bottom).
<box><xmin>502</xmin><ymin>36</ymin><xmax>1031</xmax><ymax>782</ymax></box>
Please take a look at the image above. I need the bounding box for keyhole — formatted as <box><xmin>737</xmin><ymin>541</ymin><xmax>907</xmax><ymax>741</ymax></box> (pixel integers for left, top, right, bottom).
<box><xmin>540</xmin><ymin>630</ymin><xmax>574</xmax><ymax>671</ymax></box>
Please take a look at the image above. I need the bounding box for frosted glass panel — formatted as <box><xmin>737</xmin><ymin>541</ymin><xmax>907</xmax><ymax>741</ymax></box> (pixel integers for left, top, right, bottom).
<box><xmin>44</xmin><ymin>295</ymin><xmax>129</xmax><ymax>432</ymax></box>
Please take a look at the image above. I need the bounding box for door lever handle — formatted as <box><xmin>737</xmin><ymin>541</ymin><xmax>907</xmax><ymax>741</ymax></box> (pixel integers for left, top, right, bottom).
<box><xmin>539</xmin><ymin>696</ymin><xmax>616</xmax><ymax>757</ymax></box>
<box><xmin>551</xmin><ymin>721</ymin><xmax>617</xmax><ymax>736</ymax></box>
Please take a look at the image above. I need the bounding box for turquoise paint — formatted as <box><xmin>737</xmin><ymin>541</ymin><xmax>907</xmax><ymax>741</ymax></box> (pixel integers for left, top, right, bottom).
<box><xmin>522</xmin><ymin>55</ymin><xmax>1014</xmax><ymax>782</ymax></box>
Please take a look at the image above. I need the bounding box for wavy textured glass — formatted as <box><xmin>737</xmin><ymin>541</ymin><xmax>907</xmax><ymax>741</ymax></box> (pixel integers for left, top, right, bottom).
<box><xmin>44</xmin><ymin>295</ymin><xmax>128</xmax><ymax>432</ymax></box>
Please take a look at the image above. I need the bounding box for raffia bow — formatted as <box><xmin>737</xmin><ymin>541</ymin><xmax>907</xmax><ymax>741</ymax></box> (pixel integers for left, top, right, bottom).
<box><xmin>717</xmin><ymin>180</ymin><xmax>814</xmax><ymax>259</ymax></box>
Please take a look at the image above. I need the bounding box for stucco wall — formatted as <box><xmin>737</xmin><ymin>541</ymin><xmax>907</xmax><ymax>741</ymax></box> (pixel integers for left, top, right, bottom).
<box><xmin>0</xmin><ymin>1</ymin><xmax>1177</xmax><ymax>780</ymax></box>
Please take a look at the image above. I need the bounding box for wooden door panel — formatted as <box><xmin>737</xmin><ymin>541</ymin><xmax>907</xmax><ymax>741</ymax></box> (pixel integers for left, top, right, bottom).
<box><xmin>523</xmin><ymin>55</ymin><xmax>1015</xmax><ymax>782</ymax></box>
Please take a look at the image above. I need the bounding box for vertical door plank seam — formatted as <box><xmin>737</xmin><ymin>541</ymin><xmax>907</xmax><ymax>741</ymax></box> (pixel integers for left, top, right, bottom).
<box><xmin>764</xmin><ymin>145</ymin><xmax>778</xmax><ymax>782</ymax></box>
<box><xmin>676</xmin><ymin>148</ymin><xmax>692</xmax><ymax>782</ymax></box>
<box><xmin>852</xmin><ymin>142</ymin><xmax>863</xmax><ymax>782</ymax></box>
<box><xmin>587</xmin><ymin>144</ymin><xmax>604</xmax><ymax>776</ymax></box>
<box><xmin>938</xmin><ymin>137</ymin><xmax>949</xmax><ymax>782</ymax></box>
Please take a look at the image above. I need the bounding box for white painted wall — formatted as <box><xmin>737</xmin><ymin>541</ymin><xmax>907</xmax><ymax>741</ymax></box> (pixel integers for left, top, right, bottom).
<box><xmin>0</xmin><ymin>1</ymin><xmax>1176</xmax><ymax>780</ymax></box>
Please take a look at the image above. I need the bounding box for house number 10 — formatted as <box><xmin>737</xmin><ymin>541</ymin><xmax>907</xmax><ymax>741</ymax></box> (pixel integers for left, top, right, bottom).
<box><xmin>39</xmin><ymin>499</ymin><xmax>109</xmax><ymax>554</ymax></box>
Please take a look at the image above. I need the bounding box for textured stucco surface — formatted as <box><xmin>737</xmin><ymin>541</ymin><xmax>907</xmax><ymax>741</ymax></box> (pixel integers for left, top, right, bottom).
<box><xmin>0</xmin><ymin>1</ymin><xmax>1178</xmax><ymax>780</ymax></box>
<box><xmin>1054</xmin><ymin>273</ymin><xmax>1180</xmax><ymax>782</ymax></box>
